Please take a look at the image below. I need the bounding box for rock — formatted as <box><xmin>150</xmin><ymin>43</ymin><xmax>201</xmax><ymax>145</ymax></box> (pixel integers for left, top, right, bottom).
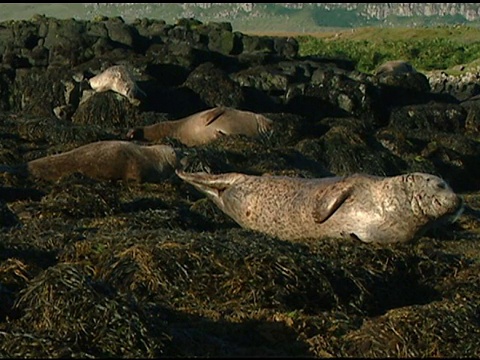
<box><xmin>461</xmin><ymin>95</ymin><xmax>480</xmax><ymax>133</ymax></box>
<box><xmin>43</xmin><ymin>18</ymin><xmax>94</xmax><ymax>67</ymax></box>
<box><xmin>0</xmin><ymin>201</ymin><xmax>19</xmax><ymax>228</ymax></box>
<box><xmin>183</xmin><ymin>62</ymin><xmax>245</xmax><ymax>108</ymax></box>
<box><xmin>295</xmin><ymin>120</ymin><xmax>406</xmax><ymax>176</ymax></box>
<box><xmin>375</xmin><ymin>71</ymin><xmax>433</xmax><ymax>108</ymax></box>
<box><xmin>389</xmin><ymin>102</ymin><xmax>466</xmax><ymax>132</ymax></box>
<box><xmin>231</xmin><ymin>64</ymin><xmax>290</xmax><ymax>92</ymax></box>
<box><xmin>72</xmin><ymin>91</ymin><xmax>140</xmax><ymax>129</ymax></box>
<box><xmin>241</xmin><ymin>34</ymin><xmax>275</xmax><ymax>54</ymax></box>
<box><xmin>273</xmin><ymin>36</ymin><xmax>299</xmax><ymax>58</ymax></box>
<box><xmin>103</xmin><ymin>17</ymin><xmax>137</xmax><ymax>49</ymax></box>
<box><xmin>427</xmin><ymin>70</ymin><xmax>480</xmax><ymax>101</ymax></box>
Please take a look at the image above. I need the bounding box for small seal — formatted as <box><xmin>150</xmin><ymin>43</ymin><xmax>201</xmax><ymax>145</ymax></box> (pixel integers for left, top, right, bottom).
<box><xmin>126</xmin><ymin>106</ymin><xmax>274</xmax><ymax>147</ymax></box>
<box><xmin>12</xmin><ymin>141</ymin><xmax>178</xmax><ymax>183</ymax></box>
<box><xmin>88</xmin><ymin>65</ymin><xmax>146</xmax><ymax>105</ymax></box>
<box><xmin>176</xmin><ymin>170</ymin><xmax>463</xmax><ymax>244</ymax></box>
<box><xmin>375</xmin><ymin>60</ymin><xmax>417</xmax><ymax>76</ymax></box>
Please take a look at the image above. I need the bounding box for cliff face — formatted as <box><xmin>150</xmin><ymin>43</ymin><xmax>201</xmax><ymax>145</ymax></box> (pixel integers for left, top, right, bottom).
<box><xmin>86</xmin><ymin>3</ymin><xmax>480</xmax><ymax>25</ymax></box>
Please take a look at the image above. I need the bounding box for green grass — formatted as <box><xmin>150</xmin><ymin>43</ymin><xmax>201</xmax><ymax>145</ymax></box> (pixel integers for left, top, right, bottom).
<box><xmin>295</xmin><ymin>25</ymin><xmax>480</xmax><ymax>73</ymax></box>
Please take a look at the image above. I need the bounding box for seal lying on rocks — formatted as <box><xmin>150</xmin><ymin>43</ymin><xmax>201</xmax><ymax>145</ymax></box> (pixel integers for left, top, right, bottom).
<box><xmin>375</xmin><ymin>60</ymin><xmax>418</xmax><ymax>76</ymax></box>
<box><xmin>88</xmin><ymin>65</ymin><xmax>146</xmax><ymax>105</ymax></box>
<box><xmin>176</xmin><ymin>170</ymin><xmax>463</xmax><ymax>244</ymax></box>
<box><xmin>4</xmin><ymin>141</ymin><xmax>178</xmax><ymax>183</ymax></box>
<box><xmin>126</xmin><ymin>107</ymin><xmax>274</xmax><ymax>147</ymax></box>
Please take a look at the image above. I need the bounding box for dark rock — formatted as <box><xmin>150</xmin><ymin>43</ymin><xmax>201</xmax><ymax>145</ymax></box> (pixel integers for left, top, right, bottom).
<box><xmin>43</xmin><ymin>18</ymin><xmax>94</xmax><ymax>67</ymax></box>
<box><xmin>231</xmin><ymin>64</ymin><xmax>291</xmax><ymax>92</ymax></box>
<box><xmin>0</xmin><ymin>68</ymin><xmax>14</xmax><ymax>111</ymax></box>
<box><xmin>273</xmin><ymin>36</ymin><xmax>299</xmax><ymax>58</ymax></box>
<box><xmin>146</xmin><ymin>42</ymin><xmax>207</xmax><ymax>69</ymax></box>
<box><xmin>287</xmin><ymin>69</ymin><xmax>384</xmax><ymax>126</ymax></box>
<box><xmin>375</xmin><ymin>72</ymin><xmax>433</xmax><ymax>108</ymax></box>
<box><xmin>11</xmin><ymin>67</ymin><xmax>80</xmax><ymax>116</ymax></box>
<box><xmin>103</xmin><ymin>17</ymin><xmax>138</xmax><ymax>49</ymax></box>
<box><xmin>241</xmin><ymin>35</ymin><xmax>275</xmax><ymax>54</ymax></box>
<box><xmin>0</xmin><ymin>201</ymin><xmax>19</xmax><ymax>228</ymax></box>
<box><xmin>183</xmin><ymin>62</ymin><xmax>245</xmax><ymax>108</ymax></box>
<box><xmin>418</xmin><ymin>133</ymin><xmax>480</xmax><ymax>191</ymax></box>
<box><xmin>460</xmin><ymin>95</ymin><xmax>480</xmax><ymax>133</ymax></box>
<box><xmin>167</xmin><ymin>25</ymin><xmax>206</xmax><ymax>48</ymax></box>
<box><xmin>131</xmin><ymin>18</ymin><xmax>168</xmax><ymax>40</ymax></box>
<box><xmin>389</xmin><ymin>102</ymin><xmax>466</xmax><ymax>132</ymax></box>
<box><xmin>295</xmin><ymin>119</ymin><xmax>407</xmax><ymax>176</ymax></box>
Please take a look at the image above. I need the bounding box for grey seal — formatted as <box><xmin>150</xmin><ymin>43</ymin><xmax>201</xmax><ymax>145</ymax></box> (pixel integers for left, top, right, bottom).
<box><xmin>176</xmin><ymin>170</ymin><xmax>463</xmax><ymax>244</ymax></box>
<box><xmin>88</xmin><ymin>65</ymin><xmax>146</xmax><ymax>105</ymax></box>
<box><xmin>126</xmin><ymin>106</ymin><xmax>274</xmax><ymax>147</ymax></box>
<box><xmin>6</xmin><ymin>141</ymin><xmax>178</xmax><ymax>183</ymax></box>
<box><xmin>375</xmin><ymin>60</ymin><xmax>418</xmax><ymax>76</ymax></box>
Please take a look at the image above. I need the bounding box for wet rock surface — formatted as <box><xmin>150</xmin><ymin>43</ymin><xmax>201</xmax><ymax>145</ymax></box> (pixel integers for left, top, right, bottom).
<box><xmin>0</xmin><ymin>16</ymin><xmax>480</xmax><ymax>357</ymax></box>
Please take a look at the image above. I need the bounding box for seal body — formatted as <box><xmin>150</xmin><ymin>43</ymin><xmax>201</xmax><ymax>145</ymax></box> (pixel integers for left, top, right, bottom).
<box><xmin>25</xmin><ymin>141</ymin><xmax>178</xmax><ymax>183</ymax></box>
<box><xmin>375</xmin><ymin>60</ymin><xmax>417</xmax><ymax>76</ymax></box>
<box><xmin>88</xmin><ymin>65</ymin><xmax>146</xmax><ymax>105</ymax></box>
<box><xmin>176</xmin><ymin>170</ymin><xmax>463</xmax><ymax>244</ymax></box>
<box><xmin>126</xmin><ymin>107</ymin><xmax>274</xmax><ymax>146</ymax></box>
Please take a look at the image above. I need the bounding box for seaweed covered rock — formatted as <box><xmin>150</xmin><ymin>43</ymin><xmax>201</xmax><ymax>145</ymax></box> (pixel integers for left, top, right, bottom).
<box><xmin>342</xmin><ymin>294</ymin><xmax>480</xmax><ymax>357</ymax></box>
<box><xmin>5</xmin><ymin>263</ymin><xmax>166</xmax><ymax>358</ymax></box>
<box><xmin>72</xmin><ymin>91</ymin><xmax>141</xmax><ymax>128</ymax></box>
<box><xmin>295</xmin><ymin>119</ymin><xmax>407</xmax><ymax>176</ymax></box>
<box><xmin>15</xmin><ymin>117</ymin><xmax>116</xmax><ymax>145</ymax></box>
<box><xmin>38</xmin><ymin>174</ymin><xmax>122</xmax><ymax>219</ymax></box>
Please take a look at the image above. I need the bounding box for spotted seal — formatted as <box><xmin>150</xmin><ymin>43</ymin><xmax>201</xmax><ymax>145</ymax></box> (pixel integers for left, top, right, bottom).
<box><xmin>88</xmin><ymin>65</ymin><xmax>146</xmax><ymax>105</ymax></box>
<box><xmin>176</xmin><ymin>170</ymin><xmax>463</xmax><ymax>244</ymax></box>
<box><xmin>126</xmin><ymin>106</ymin><xmax>274</xmax><ymax>147</ymax></box>
<box><xmin>9</xmin><ymin>141</ymin><xmax>178</xmax><ymax>183</ymax></box>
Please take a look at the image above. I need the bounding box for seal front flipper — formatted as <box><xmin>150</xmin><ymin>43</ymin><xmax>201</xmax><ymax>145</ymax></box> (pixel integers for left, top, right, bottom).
<box><xmin>201</xmin><ymin>107</ymin><xmax>227</xmax><ymax>127</ymax></box>
<box><xmin>312</xmin><ymin>183</ymin><xmax>353</xmax><ymax>223</ymax></box>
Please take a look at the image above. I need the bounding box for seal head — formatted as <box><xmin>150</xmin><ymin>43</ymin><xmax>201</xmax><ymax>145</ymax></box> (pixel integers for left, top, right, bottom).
<box><xmin>88</xmin><ymin>65</ymin><xmax>146</xmax><ymax>106</ymax></box>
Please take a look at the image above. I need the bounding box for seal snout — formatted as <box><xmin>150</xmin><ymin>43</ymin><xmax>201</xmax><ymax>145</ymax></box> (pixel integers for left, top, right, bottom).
<box><xmin>126</xmin><ymin>128</ymin><xmax>144</xmax><ymax>141</ymax></box>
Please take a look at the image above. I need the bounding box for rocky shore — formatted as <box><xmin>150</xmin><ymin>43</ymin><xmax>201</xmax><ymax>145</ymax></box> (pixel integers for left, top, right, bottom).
<box><xmin>0</xmin><ymin>15</ymin><xmax>479</xmax><ymax>357</ymax></box>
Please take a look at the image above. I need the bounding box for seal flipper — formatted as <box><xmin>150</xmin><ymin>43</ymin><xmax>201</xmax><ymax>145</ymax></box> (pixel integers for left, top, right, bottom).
<box><xmin>175</xmin><ymin>170</ymin><xmax>245</xmax><ymax>203</ymax></box>
<box><xmin>312</xmin><ymin>184</ymin><xmax>353</xmax><ymax>223</ymax></box>
<box><xmin>201</xmin><ymin>107</ymin><xmax>227</xmax><ymax>127</ymax></box>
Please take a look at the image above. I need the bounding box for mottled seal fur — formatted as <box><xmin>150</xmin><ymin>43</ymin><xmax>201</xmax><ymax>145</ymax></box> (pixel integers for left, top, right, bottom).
<box><xmin>176</xmin><ymin>170</ymin><xmax>463</xmax><ymax>244</ymax></box>
<box><xmin>126</xmin><ymin>106</ymin><xmax>274</xmax><ymax>147</ymax></box>
<box><xmin>375</xmin><ymin>60</ymin><xmax>418</xmax><ymax>76</ymax></box>
<box><xmin>88</xmin><ymin>65</ymin><xmax>146</xmax><ymax>105</ymax></box>
<box><xmin>12</xmin><ymin>141</ymin><xmax>178</xmax><ymax>183</ymax></box>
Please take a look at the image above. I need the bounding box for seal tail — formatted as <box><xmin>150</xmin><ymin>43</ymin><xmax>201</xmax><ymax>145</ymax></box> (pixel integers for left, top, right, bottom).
<box><xmin>175</xmin><ymin>170</ymin><xmax>245</xmax><ymax>201</ymax></box>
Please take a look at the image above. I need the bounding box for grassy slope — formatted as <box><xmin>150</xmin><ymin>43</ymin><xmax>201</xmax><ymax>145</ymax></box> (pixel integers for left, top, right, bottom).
<box><xmin>247</xmin><ymin>25</ymin><xmax>480</xmax><ymax>42</ymax></box>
